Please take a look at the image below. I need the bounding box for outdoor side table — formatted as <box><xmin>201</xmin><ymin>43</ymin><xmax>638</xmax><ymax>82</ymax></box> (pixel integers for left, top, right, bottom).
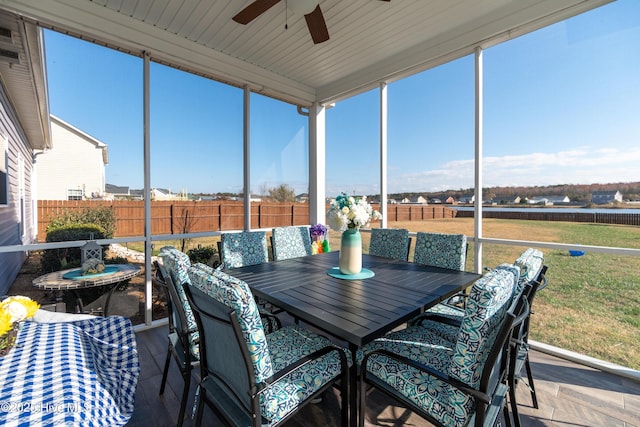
<box><xmin>32</xmin><ymin>264</ymin><xmax>141</xmax><ymax>316</ymax></box>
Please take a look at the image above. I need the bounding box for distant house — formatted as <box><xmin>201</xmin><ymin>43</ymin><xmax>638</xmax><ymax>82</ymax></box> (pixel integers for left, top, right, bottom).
<box><xmin>445</xmin><ymin>196</ymin><xmax>455</xmax><ymax>204</ymax></box>
<box><xmin>129</xmin><ymin>189</ymin><xmax>145</xmax><ymax>200</ymax></box>
<box><xmin>528</xmin><ymin>195</ymin><xmax>570</xmax><ymax>205</ymax></box>
<box><xmin>0</xmin><ymin>13</ymin><xmax>51</xmax><ymax>293</ymax></box>
<box><xmin>366</xmin><ymin>196</ymin><xmax>380</xmax><ymax>204</ymax></box>
<box><xmin>429</xmin><ymin>198</ymin><xmax>442</xmax><ymax>204</ymax></box>
<box><xmin>592</xmin><ymin>190</ymin><xmax>622</xmax><ymax>204</ymax></box>
<box><xmin>35</xmin><ymin>115</ymin><xmax>108</xmax><ymax>200</ymax></box>
<box><xmin>495</xmin><ymin>196</ymin><xmax>521</xmax><ymax>205</ymax></box>
<box><xmin>459</xmin><ymin>195</ymin><xmax>474</xmax><ymax>204</ymax></box>
<box><xmin>151</xmin><ymin>188</ymin><xmax>189</xmax><ymax>201</ymax></box>
<box><xmin>105</xmin><ymin>183</ymin><xmax>131</xmax><ymax>199</ymax></box>
<box><xmin>402</xmin><ymin>196</ymin><xmax>427</xmax><ymax>204</ymax></box>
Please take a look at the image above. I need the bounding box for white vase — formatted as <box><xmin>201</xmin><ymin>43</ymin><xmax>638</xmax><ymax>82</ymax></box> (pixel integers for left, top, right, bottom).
<box><xmin>339</xmin><ymin>228</ymin><xmax>362</xmax><ymax>275</ymax></box>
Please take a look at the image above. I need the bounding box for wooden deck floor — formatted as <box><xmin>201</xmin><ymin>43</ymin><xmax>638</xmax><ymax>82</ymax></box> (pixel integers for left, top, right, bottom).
<box><xmin>128</xmin><ymin>324</ymin><xmax>640</xmax><ymax>427</ymax></box>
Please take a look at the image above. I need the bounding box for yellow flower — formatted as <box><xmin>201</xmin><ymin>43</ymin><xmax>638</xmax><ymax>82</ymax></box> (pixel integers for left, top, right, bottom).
<box><xmin>0</xmin><ymin>309</ymin><xmax>12</xmax><ymax>337</ymax></box>
<box><xmin>0</xmin><ymin>296</ymin><xmax>40</xmax><ymax>322</ymax></box>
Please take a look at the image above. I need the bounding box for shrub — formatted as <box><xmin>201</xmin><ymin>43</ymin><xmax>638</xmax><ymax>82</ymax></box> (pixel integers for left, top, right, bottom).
<box><xmin>105</xmin><ymin>256</ymin><xmax>128</xmax><ymax>265</ymax></box>
<box><xmin>47</xmin><ymin>206</ymin><xmax>116</xmax><ymax>238</ymax></box>
<box><xmin>187</xmin><ymin>245</ymin><xmax>218</xmax><ymax>267</ymax></box>
<box><xmin>41</xmin><ymin>224</ymin><xmax>107</xmax><ymax>272</ymax></box>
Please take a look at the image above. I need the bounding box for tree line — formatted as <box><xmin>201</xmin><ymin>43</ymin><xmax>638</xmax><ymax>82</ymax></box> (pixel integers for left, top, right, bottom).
<box><xmin>387</xmin><ymin>181</ymin><xmax>640</xmax><ymax>203</ymax></box>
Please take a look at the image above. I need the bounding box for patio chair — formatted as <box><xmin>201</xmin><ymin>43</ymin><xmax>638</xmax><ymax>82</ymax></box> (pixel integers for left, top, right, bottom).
<box><xmin>219</xmin><ymin>231</ymin><xmax>269</xmax><ymax>269</ymax></box>
<box><xmin>184</xmin><ymin>266</ymin><xmax>350</xmax><ymax>427</ymax></box>
<box><xmin>409</xmin><ymin>249</ymin><xmax>547</xmax><ymax>427</ymax></box>
<box><xmin>412</xmin><ymin>231</ymin><xmax>469</xmax><ymax>317</ymax></box>
<box><xmin>414</xmin><ymin>231</ymin><xmax>467</xmax><ymax>270</ymax></box>
<box><xmin>153</xmin><ymin>259</ymin><xmax>199</xmax><ymax>427</ymax></box>
<box><xmin>358</xmin><ymin>265</ymin><xmax>523</xmax><ymax>427</ymax></box>
<box><xmin>508</xmin><ymin>249</ymin><xmax>548</xmax><ymax>426</ymax></box>
<box><xmin>368</xmin><ymin>228</ymin><xmax>411</xmax><ymax>261</ymax></box>
<box><xmin>271</xmin><ymin>226</ymin><xmax>312</xmax><ymax>260</ymax></box>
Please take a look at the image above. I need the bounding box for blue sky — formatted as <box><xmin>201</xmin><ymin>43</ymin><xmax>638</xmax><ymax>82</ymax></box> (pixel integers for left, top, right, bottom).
<box><xmin>43</xmin><ymin>0</ymin><xmax>639</xmax><ymax>196</ymax></box>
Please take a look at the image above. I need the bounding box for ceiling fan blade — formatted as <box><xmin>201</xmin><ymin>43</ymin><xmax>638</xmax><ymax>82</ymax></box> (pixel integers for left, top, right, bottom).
<box><xmin>233</xmin><ymin>0</ymin><xmax>281</xmax><ymax>25</ymax></box>
<box><xmin>304</xmin><ymin>5</ymin><xmax>329</xmax><ymax>44</ymax></box>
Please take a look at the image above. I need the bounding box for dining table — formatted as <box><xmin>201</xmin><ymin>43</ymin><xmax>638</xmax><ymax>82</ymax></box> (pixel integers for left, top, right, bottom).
<box><xmin>226</xmin><ymin>250</ymin><xmax>482</xmax><ymax>427</ymax></box>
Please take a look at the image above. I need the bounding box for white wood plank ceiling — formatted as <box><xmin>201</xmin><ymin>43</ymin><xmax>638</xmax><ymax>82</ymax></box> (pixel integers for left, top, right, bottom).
<box><xmin>1</xmin><ymin>0</ymin><xmax>612</xmax><ymax>107</ymax></box>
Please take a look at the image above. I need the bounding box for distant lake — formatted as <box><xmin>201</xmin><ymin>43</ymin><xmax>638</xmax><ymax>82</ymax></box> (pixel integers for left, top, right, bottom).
<box><xmin>452</xmin><ymin>206</ymin><xmax>640</xmax><ymax>214</ymax></box>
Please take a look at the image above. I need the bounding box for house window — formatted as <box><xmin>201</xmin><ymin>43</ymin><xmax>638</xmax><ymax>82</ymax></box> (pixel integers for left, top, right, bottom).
<box><xmin>67</xmin><ymin>188</ymin><xmax>83</xmax><ymax>200</ymax></box>
<box><xmin>0</xmin><ymin>134</ymin><xmax>7</xmax><ymax>206</ymax></box>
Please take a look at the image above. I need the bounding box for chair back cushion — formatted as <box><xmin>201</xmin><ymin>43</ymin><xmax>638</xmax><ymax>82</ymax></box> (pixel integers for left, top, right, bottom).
<box><xmin>159</xmin><ymin>247</ymin><xmax>200</xmax><ymax>356</ymax></box>
<box><xmin>220</xmin><ymin>231</ymin><xmax>269</xmax><ymax>269</ymax></box>
<box><xmin>272</xmin><ymin>226</ymin><xmax>312</xmax><ymax>260</ymax></box>
<box><xmin>369</xmin><ymin>228</ymin><xmax>410</xmax><ymax>261</ymax></box>
<box><xmin>187</xmin><ymin>266</ymin><xmax>274</xmax><ymax>383</ymax></box>
<box><xmin>414</xmin><ymin>232</ymin><xmax>467</xmax><ymax>271</ymax></box>
<box><xmin>159</xmin><ymin>246</ymin><xmax>191</xmax><ymax>286</ymax></box>
<box><xmin>449</xmin><ymin>264</ymin><xmax>518</xmax><ymax>387</ymax></box>
<box><xmin>514</xmin><ymin>248</ymin><xmax>544</xmax><ymax>293</ymax></box>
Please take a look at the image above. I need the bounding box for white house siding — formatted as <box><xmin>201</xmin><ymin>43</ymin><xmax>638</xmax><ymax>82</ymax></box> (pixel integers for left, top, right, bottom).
<box><xmin>0</xmin><ymin>82</ymin><xmax>36</xmax><ymax>295</ymax></box>
<box><xmin>36</xmin><ymin>116</ymin><xmax>106</xmax><ymax>200</ymax></box>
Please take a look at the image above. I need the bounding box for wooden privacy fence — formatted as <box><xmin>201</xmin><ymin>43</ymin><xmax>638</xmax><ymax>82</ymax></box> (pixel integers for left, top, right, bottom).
<box><xmin>36</xmin><ymin>200</ymin><xmax>457</xmax><ymax>241</ymax></box>
<box><xmin>38</xmin><ymin>200</ymin><xmax>310</xmax><ymax>241</ymax></box>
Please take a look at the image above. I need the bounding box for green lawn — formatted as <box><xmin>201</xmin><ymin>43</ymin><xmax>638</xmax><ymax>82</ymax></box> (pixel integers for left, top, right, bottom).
<box><xmin>133</xmin><ymin>218</ymin><xmax>640</xmax><ymax>370</ymax></box>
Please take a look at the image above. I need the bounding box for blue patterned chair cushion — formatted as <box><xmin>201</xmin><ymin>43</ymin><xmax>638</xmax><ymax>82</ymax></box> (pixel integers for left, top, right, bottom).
<box><xmin>449</xmin><ymin>265</ymin><xmax>518</xmax><ymax>387</ymax></box>
<box><xmin>368</xmin><ymin>228</ymin><xmax>410</xmax><ymax>261</ymax></box>
<box><xmin>158</xmin><ymin>246</ymin><xmax>200</xmax><ymax>359</ymax></box>
<box><xmin>187</xmin><ymin>266</ymin><xmax>274</xmax><ymax>383</ymax></box>
<box><xmin>514</xmin><ymin>248</ymin><xmax>544</xmax><ymax>294</ymax></box>
<box><xmin>414</xmin><ymin>232</ymin><xmax>467</xmax><ymax>271</ymax></box>
<box><xmin>422</xmin><ymin>302</ymin><xmax>465</xmax><ymax>322</ymax></box>
<box><xmin>367</xmin><ymin>351</ymin><xmax>477</xmax><ymax>426</ymax></box>
<box><xmin>220</xmin><ymin>231</ymin><xmax>269</xmax><ymax>269</ymax></box>
<box><xmin>192</xmin><ymin>262</ymin><xmax>219</xmax><ymax>275</ymax></box>
<box><xmin>413</xmin><ymin>319</ymin><xmax>460</xmax><ymax>342</ymax></box>
<box><xmin>193</xmin><ymin>262</ymin><xmax>280</xmax><ymax>334</ymax></box>
<box><xmin>160</xmin><ymin>246</ymin><xmax>191</xmax><ymax>287</ymax></box>
<box><xmin>357</xmin><ymin>326</ymin><xmax>454</xmax><ymax>368</ymax></box>
<box><xmin>359</xmin><ymin>327</ymin><xmax>473</xmax><ymax>426</ymax></box>
<box><xmin>262</xmin><ymin>326</ymin><xmax>350</xmax><ymax>424</ymax></box>
<box><xmin>272</xmin><ymin>226</ymin><xmax>312</xmax><ymax>261</ymax></box>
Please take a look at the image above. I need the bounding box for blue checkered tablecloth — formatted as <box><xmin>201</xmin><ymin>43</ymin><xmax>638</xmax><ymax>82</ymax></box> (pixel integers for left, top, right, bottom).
<box><xmin>0</xmin><ymin>316</ymin><xmax>140</xmax><ymax>426</ymax></box>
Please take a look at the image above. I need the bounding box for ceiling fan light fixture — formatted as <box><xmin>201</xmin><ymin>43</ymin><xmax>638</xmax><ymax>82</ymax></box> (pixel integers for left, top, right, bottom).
<box><xmin>288</xmin><ymin>0</ymin><xmax>318</xmax><ymax>16</ymax></box>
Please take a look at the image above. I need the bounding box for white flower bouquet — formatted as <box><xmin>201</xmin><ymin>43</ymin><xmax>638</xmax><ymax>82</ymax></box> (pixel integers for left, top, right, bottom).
<box><xmin>327</xmin><ymin>193</ymin><xmax>381</xmax><ymax>232</ymax></box>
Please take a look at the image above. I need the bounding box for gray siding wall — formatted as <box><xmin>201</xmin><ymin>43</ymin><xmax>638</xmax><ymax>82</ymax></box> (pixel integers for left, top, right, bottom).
<box><xmin>0</xmin><ymin>81</ymin><xmax>35</xmax><ymax>295</ymax></box>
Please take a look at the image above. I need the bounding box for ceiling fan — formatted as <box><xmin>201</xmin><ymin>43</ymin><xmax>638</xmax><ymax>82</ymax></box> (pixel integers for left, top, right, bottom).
<box><xmin>233</xmin><ymin>0</ymin><xmax>390</xmax><ymax>45</ymax></box>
